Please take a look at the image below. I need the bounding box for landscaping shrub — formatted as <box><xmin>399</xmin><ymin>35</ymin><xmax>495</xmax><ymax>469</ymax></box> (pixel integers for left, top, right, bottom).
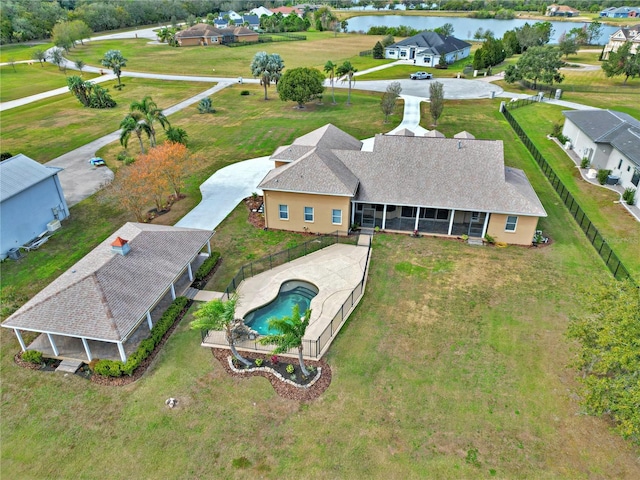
<box><xmin>581</xmin><ymin>157</ymin><xmax>590</xmax><ymax>168</ymax></box>
<box><xmin>240</xmin><ymin>90</ymin><xmax>250</xmax><ymax>96</ymax></box>
<box><xmin>22</xmin><ymin>350</ymin><xmax>43</xmax><ymax>364</ymax></box>
<box><xmin>484</xmin><ymin>234</ymin><xmax>495</xmax><ymax>244</ymax></box>
<box><xmin>622</xmin><ymin>188</ymin><xmax>636</xmax><ymax>205</ymax></box>
<box><xmin>94</xmin><ymin>297</ymin><xmax>189</xmax><ymax>377</ymax></box>
<box><xmin>597</xmin><ymin>169</ymin><xmax>611</xmax><ymax>185</ymax></box>
<box><xmin>195</xmin><ymin>251</ymin><xmax>221</xmax><ymax>281</ymax></box>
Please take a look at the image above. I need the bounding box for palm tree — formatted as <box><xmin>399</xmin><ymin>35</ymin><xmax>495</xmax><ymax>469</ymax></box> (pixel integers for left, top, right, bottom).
<box><xmin>259</xmin><ymin>304</ymin><xmax>311</xmax><ymax>377</ymax></box>
<box><xmin>75</xmin><ymin>59</ymin><xmax>85</xmax><ymax>75</ymax></box>
<box><xmin>190</xmin><ymin>295</ymin><xmax>253</xmax><ymax>367</ymax></box>
<box><xmin>250</xmin><ymin>51</ymin><xmax>285</xmax><ymax>100</ymax></box>
<box><xmin>119</xmin><ymin>112</ymin><xmax>150</xmax><ymax>153</ymax></box>
<box><xmin>324</xmin><ymin>60</ymin><xmax>337</xmax><ymax>104</ymax></box>
<box><xmin>166</xmin><ymin>126</ymin><xmax>188</xmax><ymax>145</ymax></box>
<box><xmin>129</xmin><ymin>96</ymin><xmax>170</xmax><ymax>147</ymax></box>
<box><xmin>336</xmin><ymin>60</ymin><xmax>357</xmax><ymax>105</ymax></box>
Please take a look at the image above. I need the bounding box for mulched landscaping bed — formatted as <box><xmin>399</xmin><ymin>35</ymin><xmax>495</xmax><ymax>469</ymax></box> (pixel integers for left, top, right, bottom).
<box><xmin>14</xmin><ymin>353</ymin><xmax>61</xmax><ymax>371</ymax></box>
<box><xmin>211</xmin><ymin>348</ymin><xmax>331</xmax><ymax>401</ymax></box>
<box><xmin>190</xmin><ymin>257</ymin><xmax>222</xmax><ymax>290</ymax></box>
<box><xmin>245</xmin><ymin>195</ymin><xmax>265</xmax><ymax>229</ymax></box>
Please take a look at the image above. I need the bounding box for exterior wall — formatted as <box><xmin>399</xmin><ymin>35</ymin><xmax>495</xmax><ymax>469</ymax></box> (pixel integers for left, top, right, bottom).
<box><xmin>562</xmin><ymin>119</ymin><xmax>601</xmax><ymax>167</ymax></box>
<box><xmin>236</xmin><ymin>33</ymin><xmax>259</xmax><ymax>42</ymax></box>
<box><xmin>264</xmin><ymin>190</ymin><xmax>351</xmax><ymax>234</ymax></box>
<box><xmin>486</xmin><ymin>214</ymin><xmax>539</xmax><ymax>246</ymax></box>
<box><xmin>177</xmin><ymin>37</ymin><xmax>203</xmax><ymax>46</ymax></box>
<box><xmin>605</xmin><ymin>148</ymin><xmax>640</xmax><ymax>195</ymax></box>
<box><xmin>1</xmin><ymin>176</ymin><xmax>69</xmax><ymax>258</ymax></box>
<box><xmin>274</xmin><ymin>160</ymin><xmax>288</xmax><ymax>168</ymax></box>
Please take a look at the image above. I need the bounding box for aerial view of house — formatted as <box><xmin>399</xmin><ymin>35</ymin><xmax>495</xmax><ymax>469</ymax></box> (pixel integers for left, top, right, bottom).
<box><xmin>602</xmin><ymin>23</ymin><xmax>640</xmax><ymax>58</ymax></box>
<box><xmin>259</xmin><ymin>124</ymin><xmax>546</xmax><ymax>245</ymax></box>
<box><xmin>174</xmin><ymin>23</ymin><xmax>258</xmax><ymax>46</ymax></box>
<box><xmin>384</xmin><ymin>30</ymin><xmax>471</xmax><ymax>66</ymax></box>
<box><xmin>0</xmin><ymin>154</ymin><xmax>69</xmax><ymax>260</ymax></box>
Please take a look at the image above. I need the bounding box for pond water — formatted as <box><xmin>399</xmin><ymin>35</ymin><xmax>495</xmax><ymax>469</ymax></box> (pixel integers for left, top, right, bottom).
<box><xmin>345</xmin><ymin>14</ymin><xmax>617</xmax><ymax>44</ymax></box>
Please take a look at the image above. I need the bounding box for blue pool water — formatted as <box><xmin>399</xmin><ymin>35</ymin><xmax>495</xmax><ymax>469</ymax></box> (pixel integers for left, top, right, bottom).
<box><xmin>244</xmin><ymin>280</ymin><xmax>318</xmax><ymax>335</ymax></box>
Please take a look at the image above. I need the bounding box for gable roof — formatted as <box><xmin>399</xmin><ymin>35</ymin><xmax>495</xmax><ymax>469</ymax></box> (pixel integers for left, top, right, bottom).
<box><xmin>175</xmin><ymin>23</ymin><xmax>220</xmax><ymax>39</ymax></box>
<box><xmin>0</xmin><ymin>154</ymin><xmax>63</xmax><ymax>203</ymax></box>
<box><xmin>2</xmin><ymin>223</ymin><xmax>213</xmax><ymax>342</ymax></box>
<box><xmin>260</xmin><ymin>125</ymin><xmax>546</xmax><ymax>217</ymax></box>
<box><xmin>242</xmin><ymin>14</ymin><xmax>260</xmax><ymax>25</ymax></box>
<box><xmin>387</xmin><ymin>31</ymin><xmax>471</xmax><ymax>55</ymax></box>
<box><xmin>270</xmin><ymin>124</ymin><xmax>363</xmax><ymax>163</ymax></box>
<box><xmin>563</xmin><ymin>109</ymin><xmax>640</xmax><ymax>166</ymax></box>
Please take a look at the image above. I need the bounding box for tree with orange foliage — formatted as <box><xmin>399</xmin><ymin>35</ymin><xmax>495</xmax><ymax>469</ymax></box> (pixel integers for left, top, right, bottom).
<box><xmin>141</xmin><ymin>141</ymin><xmax>194</xmax><ymax>199</ymax></box>
<box><xmin>106</xmin><ymin>164</ymin><xmax>150</xmax><ymax>222</ymax></box>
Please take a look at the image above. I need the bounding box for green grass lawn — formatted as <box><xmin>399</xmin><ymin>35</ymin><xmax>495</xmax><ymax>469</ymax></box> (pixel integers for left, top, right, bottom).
<box><xmin>0</xmin><ymin>78</ymin><xmax>209</xmax><ymax>162</ymax></box>
<box><xmin>509</xmin><ymin>103</ymin><xmax>640</xmax><ymax>280</ymax></box>
<box><xmin>2</xmin><ymin>199</ymin><xmax>639</xmax><ymax>478</ymax></box>
<box><xmin>0</xmin><ymin>42</ymin><xmax>53</xmax><ymax>63</ymax></box>
<box><xmin>65</xmin><ymin>33</ymin><xmax>389</xmax><ymax>78</ymax></box>
<box><xmin>0</xmin><ymin>63</ymin><xmax>98</xmax><ymax>102</ymax></box>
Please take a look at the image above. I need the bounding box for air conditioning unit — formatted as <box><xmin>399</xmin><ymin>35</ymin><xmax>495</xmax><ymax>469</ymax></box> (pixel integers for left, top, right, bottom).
<box><xmin>47</xmin><ymin>219</ymin><xmax>61</xmax><ymax>232</ymax></box>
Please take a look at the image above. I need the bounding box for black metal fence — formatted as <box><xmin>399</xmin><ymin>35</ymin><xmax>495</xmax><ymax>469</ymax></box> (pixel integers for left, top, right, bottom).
<box><xmin>518</xmin><ymin>79</ymin><xmax>557</xmax><ymax>95</ymax></box>
<box><xmin>504</xmin><ymin>94</ymin><xmax>541</xmax><ymax>110</ymax></box>
<box><xmin>359</xmin><ymin>49</ymin><xmax>373</xmax><ymax>57</ymax></box>
<box><xmin>502</xmin><ymin>107</ymin><xmax>632</xmax><ymax>281</ymax></box>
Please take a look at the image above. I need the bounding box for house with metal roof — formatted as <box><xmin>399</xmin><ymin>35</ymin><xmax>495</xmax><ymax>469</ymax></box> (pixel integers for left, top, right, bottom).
<box><xmin>602</xmin><ymin>24</ymin><xmax>640</xmax><ymax>59</ymax></box>
<box><xmin>1</xmin><ymin>223</ymin><xmax>214</xmax><ymax>362</ymax></box>
<box><xmin>258</xmin><ymin>124</ymin><xmax>547</xmax><ymax>245</ymax></box>
<box><xmin>0</xmin><ymin>154</ymin><xmax>69</xmax><ymax>260</ymax></box>
<box><xmin>562</xmin><ymin>110</ymin><xmax>640</xmax><ymax>196</ymax></box>
<box><xmin>384</xmin><ymin>31</ymin><xmax>471</xmax><ymax>67</ymax></box>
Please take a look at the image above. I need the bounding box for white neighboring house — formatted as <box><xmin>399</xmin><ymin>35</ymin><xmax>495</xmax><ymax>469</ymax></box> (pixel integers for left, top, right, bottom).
<box><xmin>384</xmin><ymin>31</ymin><xmax>471</xmax><ymax>67</ymax></box>
<box><xmin>602</xmin><ymin>24</ymin><xmax>640</xmax><ymax>59</ymax></box>
<box><xmin>251</xmin><ymin>6</ymin><xmax>273</xmax><ymax>17</ymax></box>
<box><xmin>562</xmin><ymin>110</ymin><xmax>640</xmax><ymax>199</ymax></box>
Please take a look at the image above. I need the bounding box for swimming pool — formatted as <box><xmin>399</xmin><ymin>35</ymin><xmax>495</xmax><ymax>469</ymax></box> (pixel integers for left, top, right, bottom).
<box><xmin>244</xmin><ymin>280</ymin><xmax>318</xmax><ymax>335</ymax></box>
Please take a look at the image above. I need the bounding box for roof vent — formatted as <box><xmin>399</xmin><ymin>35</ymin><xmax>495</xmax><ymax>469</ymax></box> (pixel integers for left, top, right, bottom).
<box><xmin>111</xmin><ymin>237</ymin><xmax>131</xmax><ymax>256</ymax></box>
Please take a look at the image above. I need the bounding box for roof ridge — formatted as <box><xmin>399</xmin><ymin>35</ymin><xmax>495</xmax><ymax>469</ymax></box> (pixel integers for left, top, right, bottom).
<box><xmin>318</xmin><ymin>148</ymin><xmax>358</xmax><ymax>193</ymax></box>
<box><xmin>92</xmin><ymin>272</ymin><xmax>121</xmax><ymax>339</ymax></box>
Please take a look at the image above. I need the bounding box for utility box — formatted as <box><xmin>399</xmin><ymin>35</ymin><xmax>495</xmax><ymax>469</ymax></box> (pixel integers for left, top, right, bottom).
<box><xmin>47</xmin><ymin>219</ymin><xmax>61</xmax><ymax>232</ymax></box>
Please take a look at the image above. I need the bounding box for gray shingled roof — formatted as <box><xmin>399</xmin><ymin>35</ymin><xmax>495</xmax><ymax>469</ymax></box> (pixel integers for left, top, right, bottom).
<box><xmin>388</xmin><ymin>31</ymin><xmax>471</xmax><ymax>56</ymax></box>
<box><xmin>563</xmin><ymin>109</ymin><xmax>640</xmax><ymax>167</ymax></box>
<box><xmin>0</xmin><ymin>154</ymin><xmax>62</xmax><ymax>203</ymax></box>
<box><xmin>2</xmin><ymin>223</ymin><xmax>213</xmax><ymax>342</ymax></box>
<box><xmin>337</xmin><ymin>135</ymin><xmax>546</xmax><ymax>216</ymax></box>
<box><xmin>270</xmin><ymin>124</ymin><xmax>362</xmax><ymax>163</ymax></box>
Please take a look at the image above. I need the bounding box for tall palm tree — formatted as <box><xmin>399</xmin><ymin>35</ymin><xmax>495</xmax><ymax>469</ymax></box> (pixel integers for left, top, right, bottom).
<box><xmin>250</xmin><ymin>51</ymin><xmax>285</xmax><ymax>100</ymax></box>
<box><xmin>259</xmin><ymin>304</ymin><xmax>311</xmax><ymax>377</ymax></box>
<box><xmin>324</xmin><ymin>60</ymin><xmax>337</xmax><ymax>104</ymax></box>
<box><xmin>190</xmin><ymin>295</ymin><xmax>253</xmax><ymax>367</ymax></box>
<box><xmin>336</xmin><ymin>60</ymin><xmax>357</xmax><ymax>105</ymax></box>
<box><xmin>129</xmin><ymin>96</ymin><xmax>170</xmax><ymax>147</ymax></box>
<box><xmin>119</xmin><ymin>112</ymin><xmax>150</xmax><ymax>153</ymax></box>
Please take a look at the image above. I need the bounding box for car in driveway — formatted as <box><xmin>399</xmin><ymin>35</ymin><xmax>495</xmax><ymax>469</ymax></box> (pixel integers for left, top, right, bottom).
<box><xmin>409</xmin><ymin>71</ymin><xmax>433</xmax><ymax>80</ymax></box>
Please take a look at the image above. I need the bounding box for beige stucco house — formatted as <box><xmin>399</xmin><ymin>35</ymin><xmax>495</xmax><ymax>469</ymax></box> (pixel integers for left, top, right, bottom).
<box><xmin>174</xmin><ymin>23</ymin><xmax>258</xmax><ymax>47</ymax></box>
<box><xmin>602</xmin><ymin>24</ymin><xmax>640</xmax><ymax>59</ymax></box>
<box><xmin>258</xmin><ymin>125</ymin><xmax>547</xmax><ymax>246</ymax></box>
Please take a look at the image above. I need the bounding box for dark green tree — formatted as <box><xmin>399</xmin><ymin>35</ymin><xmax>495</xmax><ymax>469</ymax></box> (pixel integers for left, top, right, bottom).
<box><xmin>568</xmin><ymin>279</ymin><xmax>640</xmax><ymax>444</ymax></box>
<box><xmin>602</xmin><ymin>42</ymin><xmax>640</xmax><ymax>84</ymax></box>
<box><xmin>250</xmin><ymin>51</ymin><xmax>285</xmax><ymax>101</ymax></box>
<box><xmin>373</xmin><ymin>41</ymin><xmax>384</xmax><ymax>59</ymax></box>
<box><xmin>506</xmin><ymin>46</ymin><xmax>564</xmax><ymax>89</ymax></box>
<box><xmin>434</xmin><ymin>22</ymin><xmax>454</xmax><ymax>37</ymax></box>
<box><xmin>429</xmin><ymin>81</ymin><xmax>444</xmax><ymax>126</ymax></box>
<box><xmin>558</xmin><ymin>32</ymin><xmax>578</xmax><ymax>59</ymax></box>
<box><xmin>120</xmin><ymin>112</ymin><xmax>150</xmax><ymax>153</ymax></box>
<box><xmin>586</xmin><ymin>20</ymin><xmax>603</xmax><ymax>45</ymax></box>
<box><xmin>166</xmin><ymin>126</ymin><xmax>188</xmax><ymax>146</ymax></box>
<box><xmin>380</xmin><ymin>81</ymin><xmax>402</xmax><ymax>123</ymax></box>
<box><xmin>277</xmin><ymin>67</ymin><xmax>325</xmax><ymax>108</ymax></box>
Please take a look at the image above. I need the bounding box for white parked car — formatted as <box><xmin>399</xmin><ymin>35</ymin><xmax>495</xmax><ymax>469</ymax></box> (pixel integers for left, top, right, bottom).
<box><xmin>409</xmin><ymin>71</ymin><xmax>433</xmax><ymax>80</ymax></box>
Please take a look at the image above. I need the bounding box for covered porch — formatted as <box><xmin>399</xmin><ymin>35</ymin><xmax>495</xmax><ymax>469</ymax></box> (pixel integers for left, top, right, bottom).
<box><xmin>352</xmin><ymin>202</ymin><xmax>489</xmax><ymax>238</ymax></box>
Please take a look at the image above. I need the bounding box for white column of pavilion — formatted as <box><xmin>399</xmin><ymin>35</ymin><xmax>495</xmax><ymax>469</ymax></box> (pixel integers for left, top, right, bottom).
<box><xmin>46</xmin><ymin>333</ymin><xmax>59</xmax><ymax>356</ymax></box>
<box><xmin>146</xmin><ymin>311</ymin><xmax>153</xmax><ymax>329</ymax></box>
<box><xmin>382</xmin><ymin>205</ymin><xmax>387</xmax><ymax>230</ymax></box>
<box><xmin>13</xmin><ymin>328</ymin><xmax>26</xmax><ymax>351</ymax></box>
<box><xmin>481</xmin><ymin>213</ymin><xmax>490</xmax><ymax>238</ymax></box>
<box><xmin>448</xmin><ymin>209</ymin><xmax>456</xmax><ymax>235</ymax></box>
<box><xmin>81</xmin><ymin>338</ymin><xmax>92</xmax><ymax>361</ymax></box>
<box><xmin>117</xmin><ymin>342</ymin><xmax>126</xmax><ymax>362</ymax></box>
<box><xmin>413</xmin><ymin>207</ymin><xmax>421</xmax><ymax>232</ymax></box>
<box><xmin>170</xmin><ymin>283</ymin><xmax>176</xmax><ymax>300</ymax></box>
<box><xmin>187</xmin><ymin>263</ymin><xmax>193</xmax><ymax>281</ymax></box>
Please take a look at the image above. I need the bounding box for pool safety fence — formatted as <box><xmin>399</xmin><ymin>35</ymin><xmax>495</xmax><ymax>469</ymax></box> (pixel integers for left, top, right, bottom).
<box><xmin>202</xmin><ymin>232</ymin><xmax>372</xmax><ymax>359</ymax></box>
<box><xmin>502</xmin><ymin>105</ymin><xmax>632</xmax><ymax>282</ymax></box>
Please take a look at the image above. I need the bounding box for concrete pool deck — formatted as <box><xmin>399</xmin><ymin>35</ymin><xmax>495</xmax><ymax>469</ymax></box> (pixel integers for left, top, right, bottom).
<box><xmin>202</xmin><ymin>238</ymin><xmax>371</xmax><ymax>358</ymax></box>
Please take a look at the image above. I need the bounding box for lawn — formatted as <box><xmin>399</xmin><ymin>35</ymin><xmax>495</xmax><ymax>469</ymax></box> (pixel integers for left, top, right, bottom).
<box><xmin>0</xmin><ymin>63</ymin><xmax>98</xmax><ymax>102</ymax></box>
<box><xmin>2</xmin><ymin>198</ymin><xmax>639</xmax><ymax>478</ymax></box>
<box><xmin>64</xmin><ymin>33</ymin><xmax>389</xmax><ymax>78</ymax></box>
<box><xmin>0</xmin><ymin>87</ymin><xmax>401</xmax><ymax>305</ymax></box>
<box><xmin>0</xmin><ymin>42</ymin><xmax>53</xmax><ymax>63</ymax></box>
<box><xmin>0</xmin><ymin>78</ymin><xmax>210</xmax><ymax>162</ymax></box>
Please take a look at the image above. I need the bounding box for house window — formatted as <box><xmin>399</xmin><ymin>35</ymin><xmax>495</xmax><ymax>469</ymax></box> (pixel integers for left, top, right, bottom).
<box><xmin>617</xmin><ymin>159</ymin><xmax>623</xmax><ymax>169</ymax></box>
<box><xmin>632</xmin><ymin>168</ymin><xmax>640</xmax><ymax>187</ymax></box>
<box><xmin>279</xmin><ymin>204</ymin><xmax>288</xmax><ymax>220</ymax></box>
<box><xmin>400</xmin><ymin>51</ymin><xmax>406</xmax><ymax>57</ymax></box>
<box><xmin>332</xmin><ymin>209</ymin><xmax>342</xmax><ymax>225</ymax></box>
<box><xmin>505</xmin><ymin>215</ymin><xmax>518</xmax><ymax>232</ymax></box>
<box><xmin>304</xmin><ymin>206</ymin><xmax>314</xmax><ymax>222</ymax></box>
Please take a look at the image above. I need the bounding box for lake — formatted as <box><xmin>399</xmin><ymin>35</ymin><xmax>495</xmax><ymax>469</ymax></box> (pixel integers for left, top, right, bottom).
<box><xmin>344</xmin><ymin>15</ymin><xmax>618</xmax><ymax>45</ymax></box>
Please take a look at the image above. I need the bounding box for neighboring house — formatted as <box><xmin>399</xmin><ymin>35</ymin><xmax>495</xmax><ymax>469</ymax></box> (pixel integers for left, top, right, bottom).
<box><xmin>242</xmin><ymin>14</ymin><xmax>260</xmax><ymax>29</ymax></box>
<box><xmin>600</xmin><ymin>6</ymin><xmax>637</xmax><ymax>18</ymax></box>
<box><xmin>213</xmin><ymin>18</ymin><xmax>228</xmax><ymax>28</ymax></box>
<box><xmin>384</xmin><ymin>31</ymin><xmax>471</xmax><ymax>66</ymax></box>
<box><xmin>602</xmin><ymin>24</ymin><xmax>640</xmax><ymax>59</ymax></box>
<box><xmin>546</xmin><ymin>4</ymin><xmax>580</xmax><ymax>17</ymax></box>
<box><xmin>562</xmin><ymin>110</ymin><xmax>640</xmax><ymax>197</ymax></box>
<box><xmin>251</xmin><ymin>6</ymin><xmax>273</xmax><ymax>17</ymax></box>
<box><xmin>1</xmin><ymin>223</ymin><xmax>214</xmax><ymax>362</ymax></box>
<box><xmin>258</xmin><ymin>124</ymin><xmax>547</xmax><ymax>245</ymax></box>
<box><xmin>0</xmin><ymin>154</ymin><xmax>69</xmax><ymax>260</ymax></box>
<box><xmin>219</xmin><ymin>10</ymin><xmax>243</xmax><ymax>22</ymax></box>
<box><xmin>174</xmin><ymin>23</ymin><xmax>258</xmax><ymax>46</ymax></box>
<box><xmin>270</xmin><ymin>6</ymin><xmax>304</xmax><ymax>17</ymax></box>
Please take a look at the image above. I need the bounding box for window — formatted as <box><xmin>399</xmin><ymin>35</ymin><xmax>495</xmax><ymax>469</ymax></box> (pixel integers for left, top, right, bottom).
<box><xmin>505</xmin><ymin>215</ymin><xmax>518</xmax><ymax>232</ymax></box>
<box><xmin>632</xmin><ymin>168</ymin><xmax>640</xmax><ymax>187</ymax></box>
<box><xmin>279</xmin><ymin>204</ymin><xmax>288</xmax><ymax>220</ymax></box>
<box><xmin>304</xmin><ymin>206</ymin><xmax>314</xmax><ymax>222</ymax></box>
<box><xmin>332</xmin><ymin>209</ymin><xmax>342</xmax><ymax>225</ymax></box>
<box><xmin>402</xmin><ymin>206</ymin><xmax>416</xmax><ymax>217</ymax></box>
<box><xmin>617</xmin><ymin>159</ymin><xmax>623</xmax><ymax>169</ymax></box>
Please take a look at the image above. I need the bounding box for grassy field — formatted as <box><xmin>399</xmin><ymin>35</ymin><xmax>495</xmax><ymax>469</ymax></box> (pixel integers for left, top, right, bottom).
<box><xmin>2</xmin><ymin>197</ymin><xmax>640</xmax><ymax>478</ymax></box>
<box><xmin>0</xmin><ymin>63</ymin><xmax>98</xmax><ymax>102</ymax></box>
<box><xmin>0</xmin><ymin>78</ymin><xmax>209</xmax><ymax>162</ymax></box>
<box><xmin>65</xmin><ymin>33</ymin><xmax>389</xmax><ymax>77</ymax></box>
<box><xmin>0</xmin><ymin>42</ymin><xmax>53</xmax><ymax>63</ymax></box>
<box><xmin>0</xmin><ymin>87</ymin><xmax>401</xmax><ymax>304</ymax></box>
